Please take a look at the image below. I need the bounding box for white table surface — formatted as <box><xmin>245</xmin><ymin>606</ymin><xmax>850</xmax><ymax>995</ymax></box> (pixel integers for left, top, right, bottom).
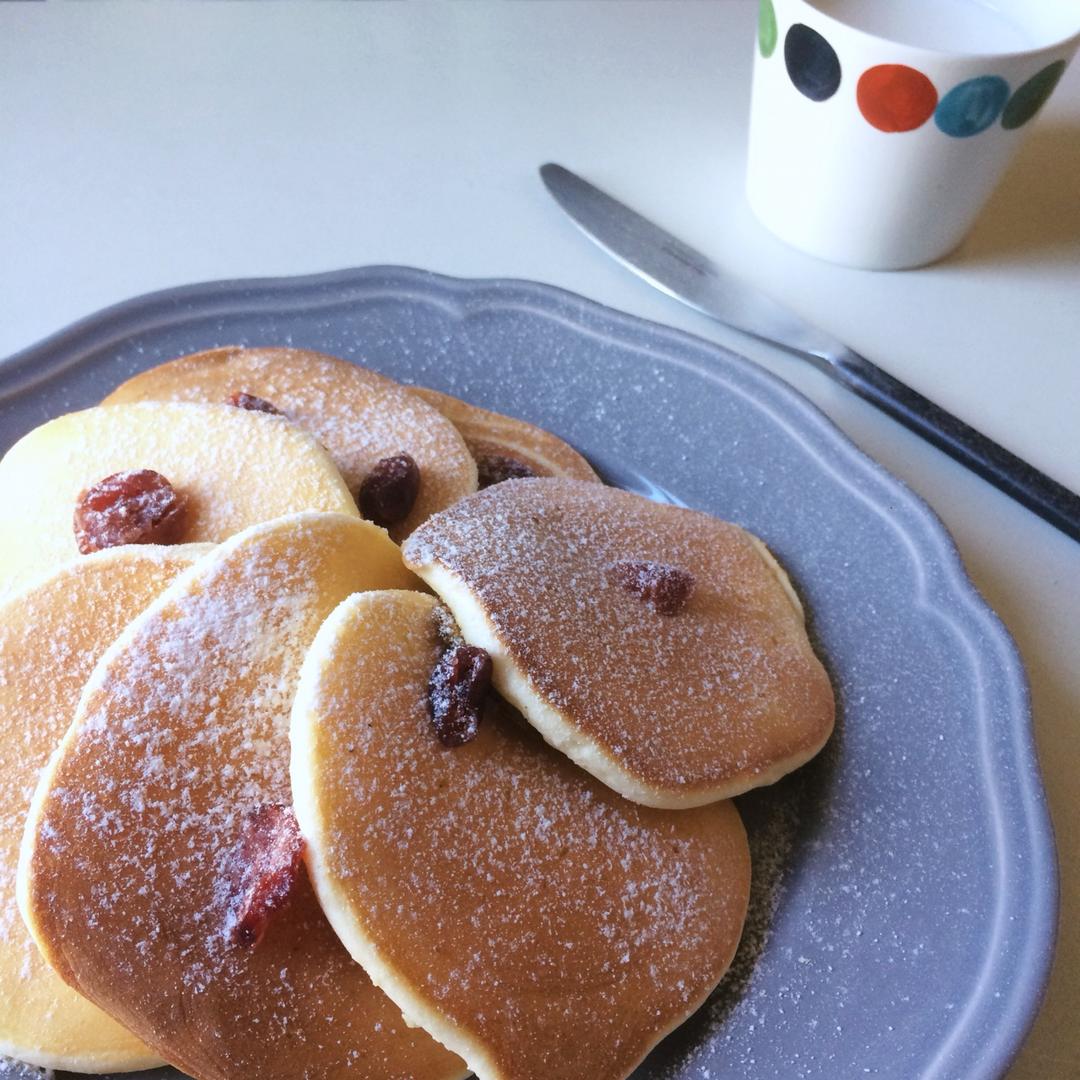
<box><xmin>2</xmin><ymin>3</ymin><xmax>1077</xmax><ymax>1077</ymax></box>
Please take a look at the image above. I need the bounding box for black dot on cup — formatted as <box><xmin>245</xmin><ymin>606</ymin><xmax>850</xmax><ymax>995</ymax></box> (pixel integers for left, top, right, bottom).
<box><xmin>784</xmin><ymin>23</ymin><xmax>841</xmax><ymax>102</ymax></box>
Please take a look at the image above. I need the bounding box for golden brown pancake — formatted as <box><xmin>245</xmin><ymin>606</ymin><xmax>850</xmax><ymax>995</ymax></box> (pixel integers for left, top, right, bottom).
<box><xmin>0</xmin><ymin>401</ymin><xmax>359</xmax><ymax>598</ymax></box>
<box><xmin>0</xmin><ymin>545</ymin><xmax>209</xmax><ymax>1072</ymax></box>
<box><xmin>290</xmin><ymin>590</ymin><xmax>750</xmax><ymax>1080</ymax></box>
<box><xmin>402</xmin><ymin>478</ymin><xmax>835</xmax><ymax>808</ymax></box>
<box><xmin>412</xmin><ymin>385</ymin><xmax>600</xmax><ymax>485</ymax></box>
<box><xmin>104</xmin><ymin>347</ymin><xmax>478</xmax><ymax>538</ymax></box>
<box><xmin>18</xmin><ymin>513</ymin><xmax>464</xmax><ymax>1080</ymax></box>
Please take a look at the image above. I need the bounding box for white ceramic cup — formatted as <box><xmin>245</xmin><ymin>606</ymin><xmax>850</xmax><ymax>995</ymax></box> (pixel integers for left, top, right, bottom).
<box><xmin>746</xmin><ymin>0</ymin><xmax>1080</xmax><ymax>269</ymax></box>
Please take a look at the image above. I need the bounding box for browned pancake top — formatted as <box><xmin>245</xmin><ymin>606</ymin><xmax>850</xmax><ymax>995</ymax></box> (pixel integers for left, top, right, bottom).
<box><xmin>293</xmin><ymin>590</ymin><xmax>749</xmax><ymax>1080</ymax></box>
<box><xmin>411</xmin><ymin>386</ymin><xmax>600</xmax><ymax>483</ymax></box>
<box><xmin>104</xmin><ymin>348</ymin><xmax>478</xmax><ymax>539</ymax></box>
<box><xmin>403</xmin><ymin>478</ymin><xmax>835</xmax><ymax>802</ymax></box>
<box><xmin>1</xmin><ymin>547</ymin><xmax>204</xmax><ymax>1070</ymax></box>
<box><xmin>23</xmin><ymin>515</ymin><xmax>462</xmax><ymax>1080</ymax></box>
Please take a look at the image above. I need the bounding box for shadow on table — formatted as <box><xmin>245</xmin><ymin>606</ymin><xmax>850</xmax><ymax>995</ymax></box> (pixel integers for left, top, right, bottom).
<box><xmin>947</xmin><ymin>121</ymin><xmax>1080</xmax><ymax>269</ymax></box>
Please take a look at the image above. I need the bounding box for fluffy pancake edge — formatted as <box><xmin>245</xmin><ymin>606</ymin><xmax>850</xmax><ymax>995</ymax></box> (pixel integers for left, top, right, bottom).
<box><xmin>290</xmin><ymin>591</ymin><xmax>478</xmax><ymax>1080</ymax></box>
<box><xmin>745</xmin><ymin>533</ymin><xmax>805</xmax><ymax>621</ymax></box>
<box><xmin>408</xmin><ymin>558</ymin><xmax>831</xmax><ymax>809</ymax></box>
<box><xmin>410</xmin><ymin>386</ymin><xmax>600</xmax><ymax>484</ymax></box>
<box><xmin>289</xmin><ymin>589</ymin><xmax>751</xmax><ymax>1080</ymax></box>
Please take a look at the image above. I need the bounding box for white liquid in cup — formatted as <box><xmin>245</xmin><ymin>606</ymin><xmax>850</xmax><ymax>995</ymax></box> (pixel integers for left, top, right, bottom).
<box><xmin>808</xmin><ymin>0</ymin><xmax>1068</xmax><ymax>52</ymax></box>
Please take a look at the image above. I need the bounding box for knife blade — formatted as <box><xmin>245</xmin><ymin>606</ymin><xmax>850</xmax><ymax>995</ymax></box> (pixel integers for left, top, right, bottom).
<box><xmin>540</xmin><ymin>162</ymin><xmax>1080</xmax><ymax>544</ymax></box>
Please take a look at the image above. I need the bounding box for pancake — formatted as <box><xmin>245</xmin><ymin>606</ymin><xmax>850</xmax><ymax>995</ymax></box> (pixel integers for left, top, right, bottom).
<box><xmin>0</xmin><ymin>401</ymin><xmax>359</xmax><ymax>599</ymax></box>
<box><xmin>0</xmin><ymin>545</ymin><xmax>209</xmax><ymax>1072</ymax></box>
<box><xmin>412</xmin><ymin>385</ymin><xmax>600</xmax><ymax>486</ymax></box>
<box><xmin>103</xmin><ymin>347</ymin><xmax>478</xmax><ymax>539</ymax></box>
<box><xmin>402</xmin><ymin>478</ymin><xmax>835</xmax><ymax>808</ymax></box>
<box><xmin>290</xmin><ymin>590</ymin><xmax>750</xmax><ymax>1080</ymax></box>
<box><xmin>18</xmin><ymin>513</ymin><xmax>464</xmax><ymax>1080</ymax></box>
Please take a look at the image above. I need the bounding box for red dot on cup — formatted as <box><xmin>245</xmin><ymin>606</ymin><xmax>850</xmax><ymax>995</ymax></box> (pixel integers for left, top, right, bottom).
<box><xmin>857</xmin><ymin>65</ymin><xmax>938</xmax><ymax>132</ymax></box>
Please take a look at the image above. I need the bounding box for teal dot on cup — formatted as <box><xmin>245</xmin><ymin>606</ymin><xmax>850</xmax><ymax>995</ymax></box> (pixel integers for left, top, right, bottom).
<box><xmin>1002</xmin><ymin>60</ymin><xmax>1067</xmax><ymax>129</ymax></box>
<box><xmin>935</xmin><ymin>75</ymin><xmax>1010</xmax><ymax>137</ymax></box>
<box><xmin>758</xmin><ymin>0</ymin><xmax>778</xmax><ymax>59</ymax></box>
<box><xmin>784</xmin><ymin>24</ymin><xmax>841</xmax><ymax>102</ymax></box>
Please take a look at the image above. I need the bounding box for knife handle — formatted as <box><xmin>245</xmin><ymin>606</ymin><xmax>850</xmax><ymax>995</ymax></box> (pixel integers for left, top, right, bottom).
<box><xmin>829</xmin><ymin>347</ymin><xmax>1080</xmax><ymax>543</ymax></box>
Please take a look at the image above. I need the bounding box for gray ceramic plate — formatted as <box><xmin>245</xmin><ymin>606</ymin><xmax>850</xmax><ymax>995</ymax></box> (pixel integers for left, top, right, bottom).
<box><xmin>0</xmin><ymin>267</ymin><xmax>1055</xmax><ymax>1080</ymax></box>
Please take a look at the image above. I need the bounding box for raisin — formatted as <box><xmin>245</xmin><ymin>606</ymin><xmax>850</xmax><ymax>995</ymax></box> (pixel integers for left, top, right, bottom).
<box><xmin>428</xmin><ymin>642</ymin><xmax>492</xmax><ymax>747</ymax></box>
<box><xmin>227</xmin><ymin>804</ymin><xmax>306</xmax><ymax>948</ymax></box>
<box><xmin>73</xmin><ymin>469</ymin><xmax>188</xmax><ymax>554</ymax></box>
<box><xmin>605</xmin><ymin>559</ymin><xmax>695</xmax><ymax>616</ymax></box>
<box><xmin>359</xmin><ymin>452</ymin><xmax>420</xmax><ymax>527</ymax></box>
<box><xmin>226</xmin><ymin>391</ymin><xmax>283</xmax><ymax>416</ymax></box>
<box><xmin>476</xmin><ymin>452</ymin><xmax>537</xmax><ymax>489</ymax></box>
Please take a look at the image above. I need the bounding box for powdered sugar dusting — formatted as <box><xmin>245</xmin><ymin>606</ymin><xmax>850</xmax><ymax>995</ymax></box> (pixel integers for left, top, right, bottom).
<box><xmin>0</xmin><ymin>1056</ymin><xmax>54</xmax><ymax>1078</ymax></box>
<box><xmin>634</xmin><ymin>773</ymin><xmax>811</xmax><ymax>1078</ymax></box>
<box><xmin>301</xmin><ymin>591</ymin><xmax>749</xmax><ymax>1080</ymax></box>
<box><xmin>411</xmin><ymin>385</ymin><xmax>600</xmax><ymax>485</ymax></box>
<box><xmin>24</xmin><ymin>516</ymin><xmax>459</xmax><ymax>1079</ymax></box>
<box><xmin>106</xmin><ymin>348</ymin><xmax>478</xmax><ymax>539</ymax></box>
<box><xmin>0</xmin><ymin>546</ymin><xmax>202</xmax><ymax>1065</ymax></box>
<box><xmin>404</xmin><ymin>478</ymin><xmax>834</xmax><ymax>795</ymax></box>
<box><xmin>0</xmin><ymin>401</ymin><xmax>357</xmax><ymax>599</ymax></box>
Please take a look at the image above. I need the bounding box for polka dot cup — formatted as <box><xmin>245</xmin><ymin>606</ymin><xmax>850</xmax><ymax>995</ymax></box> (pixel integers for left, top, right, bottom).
<box><xmin>746</xmin><ymin>0</ymin><xmax>1080</xmax><ymax>269</ymax></box>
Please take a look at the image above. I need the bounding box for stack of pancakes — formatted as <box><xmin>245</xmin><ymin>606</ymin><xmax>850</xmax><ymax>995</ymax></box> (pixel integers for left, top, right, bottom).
<box><xmin>0</xmin><ymin>347</ymin><xmax>834</xmax><ymax>1080</ymax></box>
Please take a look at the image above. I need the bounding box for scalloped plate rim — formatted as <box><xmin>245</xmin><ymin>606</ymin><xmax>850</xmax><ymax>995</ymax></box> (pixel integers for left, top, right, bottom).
<box><xmin>0</xmin><ymin>265</ymin><xmax>1057</xmax><ymax>1080</ymax></box>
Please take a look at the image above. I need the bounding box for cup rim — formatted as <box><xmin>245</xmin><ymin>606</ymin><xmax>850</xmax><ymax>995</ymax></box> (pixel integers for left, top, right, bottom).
<box><xmin>786</xmin><ymin>0</ymin><xmax>1080</xmax><ymax>63</ymax></box>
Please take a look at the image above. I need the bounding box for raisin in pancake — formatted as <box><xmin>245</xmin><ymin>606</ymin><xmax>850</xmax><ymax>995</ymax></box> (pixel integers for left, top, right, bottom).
<box><xmin>0</xmin><ymin>401</ymin><xmax>359</xmax><ymax>598</ymax></box>
<box><xmin>0</xmin><ymin>545</ymin><xmax>209</xmax><ymax>1071</ymax></box>
<box><xmin>104</xmin><ymin>347</ymin><xmax>478</xmax><ymax>538</ymax></box>
<box><xmin>18</xmin><ymin>513</ymin><xmax>464</xmax><ymax>1080</ymax></box>
<box><xmin>412</xmin><ymin>385</ymin><xmax>600</xmax><ymax>485</ymax></box>
<box><xmin>403</xmin><ymin>478</ymin><xmax>835</xmax><ymax>808</ymax></box>
<box><xmin>290</xmin><ymin>590</ymin><xmax>750</xmax><ymax>1080</ymax></box>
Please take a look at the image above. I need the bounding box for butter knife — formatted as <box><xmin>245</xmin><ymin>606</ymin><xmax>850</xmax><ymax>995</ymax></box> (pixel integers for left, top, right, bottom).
<box><xmin>540</xmin><ymin>163</ymin><xmax>1080</xmax><ymax>544</ymax></box>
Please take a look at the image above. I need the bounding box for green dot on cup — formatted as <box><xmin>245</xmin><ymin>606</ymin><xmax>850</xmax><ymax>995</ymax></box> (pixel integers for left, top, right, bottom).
<box><xmin>1002</xmin><ymin>60</ymin><xmax>1067</xmax><ymax>130</ymax></box>
<box><xmin>935</xmin><ymin>75</ymin><xmax>1010</xmax><ymax>138</ymax></box>
<box><xmin>758</xmin><ymin>0</ymin><xmax>778</xmax><ymax>59</ymax></box>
